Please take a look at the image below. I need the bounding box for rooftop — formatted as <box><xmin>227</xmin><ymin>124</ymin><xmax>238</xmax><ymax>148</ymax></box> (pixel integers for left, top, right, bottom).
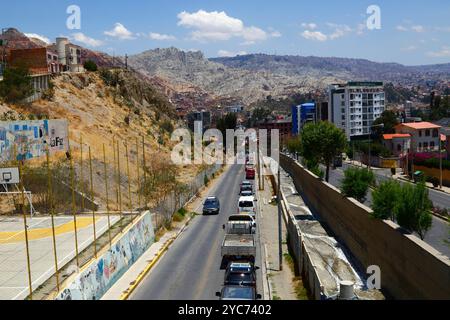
<box><xmin>383</xmin><ymin>134</ymin><xmax>411</xmax><ymax>140</ymax></box>
<box><xmin>397</xmin><ymin>122</ymin><xmax>441</xmax><ymax>130</ymax></box>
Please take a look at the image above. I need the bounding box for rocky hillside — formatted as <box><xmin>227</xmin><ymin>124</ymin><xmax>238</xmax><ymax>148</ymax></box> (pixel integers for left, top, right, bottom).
<box><xmin>129</xmin><ymin>47</ymin><xmax>450</xmax><ymax>106</ymax></box>
<box><xmin>211</xmin><ymin>54</ymin><xmax>450</xmax><ymax>84</ymax></box>
<box><xmin>128</xmin><ymin>47</ymin><xmax>336</xmax><ymax>105</ymax></box>
<box><xmin>0</xmin><ymin>69</ymin><xmax>201</xmax><ymax>209</ymax></box>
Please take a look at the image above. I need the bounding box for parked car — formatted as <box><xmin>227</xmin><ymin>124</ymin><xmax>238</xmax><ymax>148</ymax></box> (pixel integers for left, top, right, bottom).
<box><xmin>238</xmin><ymin>196</ymin><xmax>257</xmax><ymax>217</ymax></box>
<box><xmin>216</xmin><ymin>286</ymin><xmax>261</xmax><ymax>300</ymax></box>
<box><xmin>245</xmin><ymin>166</ymin><xmax>256</xmax><ymax>180</ymax></box>
<box><xmin>224</xmin><ymin>262</ymin><xmax>257</xmax><ymax>287</ymax></box>
<box><xmin>202</xmin><ymin>196</ymin><xmax>220</xmax><ymax>215</ymax></box>
<box><xmin>240</xmin><ymin>189</ymin><xmax>254</xmax><ymax>197</ymax></box>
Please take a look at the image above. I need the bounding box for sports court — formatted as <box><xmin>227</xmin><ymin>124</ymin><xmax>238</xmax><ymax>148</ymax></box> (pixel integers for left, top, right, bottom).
<box><xmin>0</xmin><ymin>215</ymin><xmax>120</xmax><ymax>300</ymax></box>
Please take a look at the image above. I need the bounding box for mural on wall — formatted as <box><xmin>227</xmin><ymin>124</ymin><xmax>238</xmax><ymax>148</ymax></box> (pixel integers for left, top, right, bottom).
<box><xmin>56</xmin><ymin>212</ymin><xmax>155</xmax><ymax>300</ymax></box>
<box><xmin>0</xmin><ymin>119</ymin><xmax>69</xmax><ymax>162</ymax></box>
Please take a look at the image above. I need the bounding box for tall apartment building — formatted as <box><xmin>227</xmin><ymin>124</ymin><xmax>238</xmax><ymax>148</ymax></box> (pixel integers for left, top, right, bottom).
<box><xmin>328</xmin><ymin>82</ymin><xmax>385</xmax><ymax>140</ymax></box>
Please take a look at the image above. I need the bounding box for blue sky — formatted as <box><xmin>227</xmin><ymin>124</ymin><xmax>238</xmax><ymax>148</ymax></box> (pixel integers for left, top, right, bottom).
<box><xmin>3</xmin><ymin>0</ymin><xmax>450</xmax><ymax>65</ymax></box>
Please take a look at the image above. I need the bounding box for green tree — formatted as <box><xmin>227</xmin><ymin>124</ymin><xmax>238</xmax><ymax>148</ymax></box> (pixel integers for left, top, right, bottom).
<box><xmin>340</xmin><ymin>167</ymin><xmax>375</xmax><ymax>202</ymax></box>
<box><xmin>0</xmin><ymin>65</ymin><xmax>33</xmax><ymax>103</ymax></box>
<box><xmin>83</xmin><ymin>60</ymin><xmax>98</xmax><ymax>72</ymax></box>
<box><xmin>300</xmin><ymin>121</ymin><xmax>347</xmax><ymax>182</ymax></box>
<box><xmin>216</xmin><ymin>113</ymin><xmax>237</xmax><ymax>148</ymax></box>
<box><xmin>372</xmin><ymin>110</ymin><xmax>399</xmax><ymax>140</ymax></box>
<box><xmin>372</xmin><ymin>180</ymin><xmax>401</xmax><ymax>220</ymax></box>
<box><xmin>286</xmin><ymin>137</ymin><xmax>301</xmax><ymax>155</ymax></box>
<box><xmin>395</xmin><ymin>182</ymin><xmax>433</xmax><ymax>240</ymax></box>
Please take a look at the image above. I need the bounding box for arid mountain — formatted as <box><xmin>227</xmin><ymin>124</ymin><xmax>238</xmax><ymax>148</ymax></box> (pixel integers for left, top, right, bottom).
<box><xmin>128</xmin><ymin>47</ymin><xmax>450</xmax><ymax>106</ymax></box>
<box><xmin>211</xmin><ymin>54</ymin><xmax>450</xmax><ymax>86</ymax></box>
<box><xmin>128</xmin><ymin>47</ymin><xmax>334</xmax><ymax>105</ymax></box>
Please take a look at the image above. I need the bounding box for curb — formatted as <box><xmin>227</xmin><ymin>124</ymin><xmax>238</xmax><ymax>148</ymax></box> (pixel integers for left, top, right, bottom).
<box><xmin>119</xmin><ymin>213</ymin><xmax>196</xmax><ymax>300</ymax></box>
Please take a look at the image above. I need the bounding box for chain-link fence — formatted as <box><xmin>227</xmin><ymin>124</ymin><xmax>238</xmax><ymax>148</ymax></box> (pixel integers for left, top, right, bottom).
<box><xmin>0</xmin><ymin>132</ymin><xmax>221</xmax><ymax>300</ymax></box>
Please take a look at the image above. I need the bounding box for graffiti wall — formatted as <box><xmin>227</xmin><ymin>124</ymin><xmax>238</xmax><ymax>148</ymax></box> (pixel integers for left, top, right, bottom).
<box><xmin>55</xmin><ymin>212</ymin><xmax>154</xmax><ymax>300</ymax></box>
<box><xmin>0</xmin><ymin>119</ymin><xmax>69</xmax><ymax>162</ymax></box>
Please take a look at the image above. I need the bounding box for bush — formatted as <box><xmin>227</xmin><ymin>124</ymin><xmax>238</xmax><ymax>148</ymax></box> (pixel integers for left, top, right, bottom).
<box><xmin>341</xmin><ymin>167</ymin><xmax>375</xmax><ymax>202</ymax></box>
<box><xmin>159</xmin><ymin>120</ymin><xmax>174</xmax><ymax>135</ymax></box>
<box><xmin>83</xmin><ymin>60</ymin><xmax>98</xmax><ymax>72</ymax></box>
<box><xmin>372</xmin><ymin>180</ymin><xmax>401</xmax><ymax>220</ymax></box>
<box><xmin>0</xmin><ymin>66</ymin><xmax>33</xmax><ymax>103</ymax></box>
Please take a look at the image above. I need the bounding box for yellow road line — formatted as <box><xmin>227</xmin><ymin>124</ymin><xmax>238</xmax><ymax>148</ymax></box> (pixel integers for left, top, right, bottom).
<box><xmin>119</xmin><ymin>236</ymin><xmax>176</xmax><ymax>301</ymax></box>
<box><xmin>0</xmin><ymin>218</ymin><xmax>99</xmax><ymax>244</ymax></box>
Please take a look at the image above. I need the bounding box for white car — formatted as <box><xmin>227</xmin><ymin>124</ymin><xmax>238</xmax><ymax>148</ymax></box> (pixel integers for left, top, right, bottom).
<box><xmin>238</xmin><ymin>195</ymin><xmax>257</xmax><ymax>218</ymax></box>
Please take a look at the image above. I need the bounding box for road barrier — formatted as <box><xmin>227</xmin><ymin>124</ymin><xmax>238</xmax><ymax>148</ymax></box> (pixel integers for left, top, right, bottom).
<box><xmin>280</xmin><ymin>153</ymin><xmax>450</xmax><ymax>300</ymax></box>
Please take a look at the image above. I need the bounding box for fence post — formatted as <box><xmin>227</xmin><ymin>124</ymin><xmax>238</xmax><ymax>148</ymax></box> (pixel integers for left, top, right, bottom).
<box><xmin>46</xmin><ymin>150</ymin><xmax>60</xmax><ymax>291</ymax></box>
<box><xmin>112</xmin><ymin>136</ymin><xmax>118</xmax><ymax>210</ymax></box>
<box><xmin>103</xmin><ymin>144</ymin><xmax>112</xmax><ymax>247</ymax></box>
<box><xmin>88</xmin><ymin>147</ymin><xmax>97</xmax><ymax>258</ymax></box>
<box><xmin>125</xmin><ymin>142</ymin><xmax>132</xmax><ymax>214</ymax></box>
<box><xmin>69</xmin><ymin>153</ymin><xmax>80</xmax><ymax>267</ymax></box>
<box><xmin>136</xmin><ymin>136</ymin><xmax>141</xmax><ymax>209</ymax></box>
<box><xmin>116</xmin><ymin>141</ymin><xmax>123</xmax><ymax>231</ymax></box>
<box><xmin>80</xmin><ymin>134</ymin><xmax>85</xmax><ymax>212</ymax></box>
<box><xmin>17</xmin><ymin>146</ymin><xmax>33</xmax><ymax>300</ymax></box>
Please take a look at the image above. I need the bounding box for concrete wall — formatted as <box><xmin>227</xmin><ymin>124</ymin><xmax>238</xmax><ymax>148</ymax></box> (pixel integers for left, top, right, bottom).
<box><xmin>414</xmin><ymin>165</ymin><xmax>450</xmax><ymax>187</ymax></box>
<box><xmin>281</xmin><ymin>154</ymin><xmax>450</xmax><ymax>300</ymax></box>
<box><xmin>55</xmin><ymin>211</ymin><xmax>154</xmax><ymax>300</ymax></box>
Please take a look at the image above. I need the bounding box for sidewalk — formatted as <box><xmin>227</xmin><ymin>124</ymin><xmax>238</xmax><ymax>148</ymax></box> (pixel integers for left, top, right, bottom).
<box><xmin>257</xmin><ymin>175</ymin><xmax>305</xmax><ymax>300</ymax></box>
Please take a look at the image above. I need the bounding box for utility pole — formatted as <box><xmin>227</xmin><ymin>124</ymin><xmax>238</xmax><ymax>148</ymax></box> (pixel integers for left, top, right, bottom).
<box><xmin>439</xmin><ymin>136</ymin><xmax>443</xmax><ymax>189</ymax></box>
<box><xmin>125</xmin><ymin>54</ymin><xmax>128</xmax><ymax>70</ymax></box>
<box><xmin>277</xmin><ymin>155</ymin><xmax>283</xmax><ymax>271</ymax></box>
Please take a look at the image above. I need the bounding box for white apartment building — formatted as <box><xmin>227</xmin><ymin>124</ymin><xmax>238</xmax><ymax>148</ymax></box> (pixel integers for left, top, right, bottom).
<box><xmin>328</xmin><ymin>82</ymin><xmax>385</xmax><ymax>140</ymax></box>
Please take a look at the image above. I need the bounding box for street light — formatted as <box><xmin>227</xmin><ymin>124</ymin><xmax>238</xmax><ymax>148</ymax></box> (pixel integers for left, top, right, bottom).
<box><xmin>368</xmin><ymin>123</ymin><xmax>384</xmax><ymax>170</ymax></box>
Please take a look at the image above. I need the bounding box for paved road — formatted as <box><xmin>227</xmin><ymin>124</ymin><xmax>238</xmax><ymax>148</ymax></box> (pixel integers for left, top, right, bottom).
<box><xmin>325</xmin><ymin>164</ymin><xmax>450</xmax><ymax>257</ymax></box>
<box><xmin>130</xmin><ymin>165</ymin><xmax>263</xmax><ymax>300</ymax></box>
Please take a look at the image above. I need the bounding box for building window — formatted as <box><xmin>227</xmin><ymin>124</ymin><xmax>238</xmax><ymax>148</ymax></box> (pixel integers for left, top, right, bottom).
<box><xmin>424</xmin><ymin>142</ymin><xmax>428</xmax><ymax>149</ymax></box>
<box><xmin>432</xmin><ymin>129</ymin><xmax>438</xmax><ymax>137</ymax></box>
<box><xmin>419</xmin><ymin>130</ymin><xmax>422</xmax><ymax>137</ymax></box>
<box><xmin>425</xmin><ymin>130</ymin><xmax>430</xmax><ymax>137</ymax></box>
<box><xmin>419</xmin><ymin>142</ymin><xmax>422</xmax><ymax>149</ymax></box>
<box><xmin>430</xmin><ymin>141</ymin><xmax>435</xmax><ymax>148</ymax></box>
<box><xmin>397</xmin><ymin>144</ymin><xmax>402</xmax><ymax>152</ymax></box>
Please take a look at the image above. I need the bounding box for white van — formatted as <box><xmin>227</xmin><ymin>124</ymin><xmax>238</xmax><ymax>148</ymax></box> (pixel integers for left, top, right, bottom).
<box><xmin>238</xmin><ymin>196</ymin><xmax>257</xmax><ymax>218</ymax></box>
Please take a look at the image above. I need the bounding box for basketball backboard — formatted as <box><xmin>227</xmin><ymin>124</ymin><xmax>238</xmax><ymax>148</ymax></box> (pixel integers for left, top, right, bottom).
<box><xmin>0</xmin><ymin>167</ymin><xmax>20</xmax><ymax>184</ymax></box>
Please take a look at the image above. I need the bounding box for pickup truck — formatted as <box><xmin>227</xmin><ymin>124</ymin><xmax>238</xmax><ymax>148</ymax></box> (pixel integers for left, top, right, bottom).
<box><xmin>221</xmin><ymin>234</ymin><xmax>256</xmax><ymax>263</ymax></box>
<box><xmin>223</xmin><ymin>215</ymin><xmax>256</xmax><ymax>234</ymax></box>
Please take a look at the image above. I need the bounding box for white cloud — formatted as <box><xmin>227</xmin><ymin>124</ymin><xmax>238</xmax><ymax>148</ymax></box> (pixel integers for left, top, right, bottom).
<box><xmin>396</xmin><ymin>25</ymin><xmax>408</xmax><ymax>32</ymax></box>
<box><xmin>301</xmin><ymin>23</ymin><xmax>317</xmax><ymax>30</ymax></box>
<box><xmin>177</xmin><ymin>10</ymin><xmax>275</xmax><ymax>43</ymax></box>
<box><xmin>149</xmin><ymin>32</ymin><xmax>176</xmax><ymax>41</ymax></box>
<box><xmin>24</xmin><ymin>33</ymin><xmax>50</xmax><ymax>44</ymax></box>
<box><xmin>356</xmin><ymin>23</ymin><xmax>366</xmax><ymax>35</ymax></box>
<box><xmin>217</xmin><ymin>50</ymin><xmax>247</xmax><ymax>57</ymax></box>
<box><xmin>104</xmin><ymin>23</ymin><xmax>135</xmax><ymax>40</ymax></box>
<box><xmin>411</xmin><ymin>25</ymin><xmax>425</xmax><ymax>33</ymax></box>
<box><xmin>327</xmin><ymin>23</ymin><xmax>352</xmax><ymax>40</ymax></box>
<box><xmin>71</xmin><ymin>33</ymin><xmax>104</xmax><ymax>47</ymax></box>
<box><xmin>301</xmin><ymin>30</ymin><xmax>328</xmax><ymax>42</ymax></box>
<box><xmin>427</xmin><ymin>46</ymin><xmax>450</xmax><ymax>57</ymax></box>
<box><xmin>300</xmin><ymin>22</ymin><xmax>354</xmax><ymax>41</ymax></box>
<box><xmin>396</xmin><ymin>25</ymin><xmax>426</xmax><ymax>33</ymax></box>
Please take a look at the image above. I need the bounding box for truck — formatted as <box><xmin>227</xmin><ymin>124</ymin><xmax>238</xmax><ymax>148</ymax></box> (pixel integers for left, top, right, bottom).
<box><xmin>223</xmin><ymin>215</ymin><xmax>256</xmax><ymax>235</ymax></box>
<box><xmin>221</xmin><ymin>234</ymin><xmax>256</xmax><ymax>264</ymax></box>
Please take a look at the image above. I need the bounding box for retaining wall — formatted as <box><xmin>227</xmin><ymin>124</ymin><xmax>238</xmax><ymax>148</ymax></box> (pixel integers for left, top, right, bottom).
<box><xmin>55</xmin><ymin>211</ymin><xmax>154</xmax><ymax>300</ymax></box>
<box><xmin>281</xmin><ymin>154</ymin><xmax>450</xmax><ymax>299</ymax></box>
